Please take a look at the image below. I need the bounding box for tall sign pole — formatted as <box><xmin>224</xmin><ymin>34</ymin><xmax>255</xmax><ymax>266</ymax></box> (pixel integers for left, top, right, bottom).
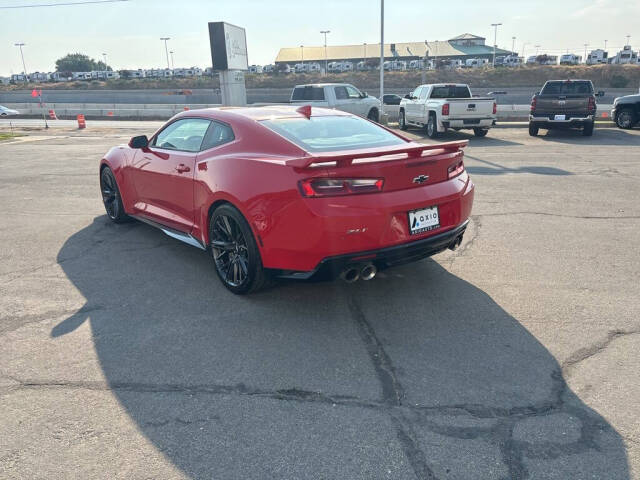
<box><xmin>379</xmin><ymin>0</ymin><xmax>384</xmax><ymax>120</ymax></box>
<box><xmin>209</xmin><ymin>22</ymin><xmax>248</xmax><ymax>106</ymax></box>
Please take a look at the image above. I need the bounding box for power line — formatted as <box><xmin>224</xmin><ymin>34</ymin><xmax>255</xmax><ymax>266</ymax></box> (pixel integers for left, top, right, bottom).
<box><xmin>0</xmin><ymin>0</ymin><xmax>128</xmax><ymax>9</ymax></box>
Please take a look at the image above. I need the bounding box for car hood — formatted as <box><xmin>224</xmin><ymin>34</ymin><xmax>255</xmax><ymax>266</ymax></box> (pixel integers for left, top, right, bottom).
<box><xmin>616</xmin><ymin>94</ymin><xmax>640</xmax><ymax>105</ymax></box>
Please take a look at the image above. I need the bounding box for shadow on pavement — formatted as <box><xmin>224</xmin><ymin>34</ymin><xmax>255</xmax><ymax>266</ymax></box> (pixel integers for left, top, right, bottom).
<box><xmin>404</xmin><ymin>128</ymin><xmax>523</xmax><ymax>147</ymax></box>
<box><xmin>52</xmin><ymin>217</ymin><xmax>630</xmax><ymax>479</ymax></box>
<box><xmin>536</xmin><ymin>128</ymin><xmax>640</xmax><ymax>146</ymax></box>
<box><xmin>464</xmin><ymin>154</ymin><xmax>572</xmax><ymax>176</ymax></box>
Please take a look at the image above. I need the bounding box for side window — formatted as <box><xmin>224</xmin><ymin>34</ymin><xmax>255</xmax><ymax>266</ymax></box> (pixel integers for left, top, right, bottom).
<box><xmin>201</xmin><ymin>121</ymin><xmax>235</xmax><ymax>151</ymax></box>
<box><xmin>334</xmin><ymin>86</ymin><xmax>348</xmax><ymax>100</ymax></box>
<box><xmin>412</xmin><ymin>87</ymin><xmax>422</xmax><ymax>98</ymax></box>
<box><xmin>419</xmin><ymin>87</ymin><xmax>429</xmax><ymax>99</ymax></box>
<box><xmin>152</xmin><ymin>118</ymin><xmax>211</xmax><ymax>152</ymax></box>
<box><xmin>345</xmin><ymin>85</ymin><xmax>361</xmax><ymax>99</ymax></box>
<box><xmin>292</xmin><ymin>86</ymin><xmax>325</xmax><ymax>100</ymax></box>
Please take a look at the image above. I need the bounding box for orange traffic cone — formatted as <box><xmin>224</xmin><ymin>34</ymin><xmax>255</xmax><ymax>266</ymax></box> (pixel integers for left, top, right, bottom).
<box><xmin>77</xmin><ymin>114</ymin><xmax>86</xmax><ymax>129</ymax></box>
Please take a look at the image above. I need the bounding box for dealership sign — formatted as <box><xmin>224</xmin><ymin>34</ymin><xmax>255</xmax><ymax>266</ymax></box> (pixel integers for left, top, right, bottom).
<box><xmin>208</xmin><ymin>22</ymin><xmax>248</xmax><ymax>71</ymax></box>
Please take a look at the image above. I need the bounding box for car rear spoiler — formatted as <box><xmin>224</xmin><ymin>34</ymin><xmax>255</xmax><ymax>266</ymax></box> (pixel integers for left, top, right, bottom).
<box><xmin>285</xmin><ymin>140</ymin><xmax>468</xmax><ymax>168</ymax></box>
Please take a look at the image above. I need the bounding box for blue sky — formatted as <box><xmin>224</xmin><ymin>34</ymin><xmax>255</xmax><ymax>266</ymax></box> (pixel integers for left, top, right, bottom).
<box><xmin>0</xmin><ymin>0</ymin><xmax>638</xmax><ymax>76</ymax></box>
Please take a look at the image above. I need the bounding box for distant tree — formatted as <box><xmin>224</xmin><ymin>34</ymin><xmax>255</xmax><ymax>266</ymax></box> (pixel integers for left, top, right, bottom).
<box><xmin>55</xmin><ymin>53</ymin><xmax>111</xmax><ymax>72</ymax></box>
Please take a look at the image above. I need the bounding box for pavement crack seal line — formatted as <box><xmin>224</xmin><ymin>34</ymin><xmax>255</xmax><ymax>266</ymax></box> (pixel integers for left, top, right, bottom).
<box><xmin>561</xmin><ymin>329</ymin><xmax>640</xmax><ymax>374</ymax></box>
<box><xmin>476</xmin><ymin>211</ymin><xmax>640</xmax><ymax>220</ymax></box>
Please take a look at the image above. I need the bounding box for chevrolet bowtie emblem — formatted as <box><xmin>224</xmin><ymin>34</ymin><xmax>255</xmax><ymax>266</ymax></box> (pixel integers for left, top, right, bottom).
<box><xmin>413</xmin><ymin>174</ymin><xmax>429</xmax><ymax>184</ymax></box>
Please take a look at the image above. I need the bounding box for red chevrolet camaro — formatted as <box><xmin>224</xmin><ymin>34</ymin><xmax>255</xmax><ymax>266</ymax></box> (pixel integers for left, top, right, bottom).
<box><xmin>100</xmin><ymin>106</ymin><xmax>474</xmax><ymax>294</ymax></box>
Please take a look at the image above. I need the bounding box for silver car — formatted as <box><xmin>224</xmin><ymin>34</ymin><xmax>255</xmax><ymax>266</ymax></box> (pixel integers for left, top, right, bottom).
<box><xmin>0</xmin><ymin>105</ymin><xmax>19</xmax><ymax>116</ymax></box>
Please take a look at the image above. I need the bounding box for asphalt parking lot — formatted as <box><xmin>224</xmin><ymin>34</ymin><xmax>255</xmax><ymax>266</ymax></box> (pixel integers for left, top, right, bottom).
<box><xmin>1</xmin><ymin>125</ymin><xmax>639</xmax><ymax>479</ymax></box>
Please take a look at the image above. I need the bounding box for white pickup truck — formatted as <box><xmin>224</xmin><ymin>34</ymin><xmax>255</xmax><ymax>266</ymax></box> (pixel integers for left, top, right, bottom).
<box><xmin>290</xmin><ymin>83</ymin><xmax>382</xmax><ymax>122</ymax></box>
<box><xmin>399</xmin><ymin>84</ymin><xmax>496</xmax><ymax>138</ymax></box>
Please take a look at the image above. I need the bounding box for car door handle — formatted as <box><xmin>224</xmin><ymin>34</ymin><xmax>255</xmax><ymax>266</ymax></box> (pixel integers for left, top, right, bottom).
<box><xmin>175</xmin><ymin>164</ymin><xmax>191</xmax><ymax>173</ymax></box>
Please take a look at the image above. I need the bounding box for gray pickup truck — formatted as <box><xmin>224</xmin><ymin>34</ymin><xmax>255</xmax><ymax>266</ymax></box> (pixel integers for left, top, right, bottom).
<box><xmin>529</xmin><ymin>80</ymin><xmax>604</xmax><ymax>137</ymax></box>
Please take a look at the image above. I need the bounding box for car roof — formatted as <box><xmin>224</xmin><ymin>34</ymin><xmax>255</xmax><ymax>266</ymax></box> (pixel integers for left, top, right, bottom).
<box><xmin>293</xmin><ymin>83</ymin><xmax>351</xmax><ymax>88</ymax></box>
<box><xmin>173</xmin><ymin>105</ymin><xmax>352</xmax><ymax>122</ymax></box>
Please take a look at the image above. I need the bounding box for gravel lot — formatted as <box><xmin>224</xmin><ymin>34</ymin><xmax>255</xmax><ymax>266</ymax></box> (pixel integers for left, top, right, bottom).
<box><xmin>1</xmin><ymin>125</ymin><xmax>639</xmax><ymax>479</ymax></box>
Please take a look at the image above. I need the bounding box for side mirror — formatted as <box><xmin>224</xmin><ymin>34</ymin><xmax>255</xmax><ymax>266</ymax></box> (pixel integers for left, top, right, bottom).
<box><xmin>596</xmin><ymin>90</ymin><xmax>605</xmax><ymax>97</ymax></box>
<box><xmin>404</xmin><ymin>94</ymin><xmax>411</xmax><ymax>99</ymax></box>
<box><xmin>129</xmin><ymin>135</ymin><xmax>149</xmax><ymax>149</ymax></box>
<box><xmin>362</xmin><ymin>91</ymin><xmax>368</xmax><ymax>98</ymax></box>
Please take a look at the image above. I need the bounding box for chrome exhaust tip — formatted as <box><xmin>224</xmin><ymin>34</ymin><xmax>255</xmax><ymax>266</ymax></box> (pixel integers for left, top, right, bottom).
<box><xmin>360</xmin><ymin>262</ymin><xmax>377</xmax><ymax>281</ymax></box>
<box><xmin>340</xmin><ymin>266</ymin><xmax>361</xmax><ymax>283</ymax></box>
<box><xmin>448</xmin><ymin>235</ymin><xmax>464</xmax><ymax>251</ymax></box>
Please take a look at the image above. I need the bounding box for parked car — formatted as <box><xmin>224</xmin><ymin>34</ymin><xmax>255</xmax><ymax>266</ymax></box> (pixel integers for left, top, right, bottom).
<box><xmin>611</xmin><ymin>94</ymin><xmax>640</xmax><ymax>129</ymax></box>
<box><xmin>99</xmin><ymin>106</ymin><xmax>474</xmax><ymax>294</ymax></box>
<box><xmin>399</xmin><ymin>83</ymin><xmax>497</xmax><ymax>138</ymax></box>
<box><xmin>383</xmin><ymin>94</ymin><xmax>402</xmax><ymax>105</ymax></box>
<box><xmin>0</xmin><ymin>105</ymin><xmax>19</xmax><ymax>116</ymax></box>
<box><xmin>529</xmin><ymin>79</ymin><xmax>604</xmax><ymax>136</ymax></box>
<box><xmin>290</xmin><ymin>83</ymin><xmax>381</xmax><ymax>122</ymax></box>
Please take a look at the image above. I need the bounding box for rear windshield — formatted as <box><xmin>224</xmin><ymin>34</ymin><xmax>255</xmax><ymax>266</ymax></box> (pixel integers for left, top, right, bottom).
<box><xmin>430</xmin><ymin>86</ymin><xmax>471</xmax><ymax>99</ymax></box>
<box><xmin>541</xmin><ymin>81</ymin><xmax>593</xmax><ymax>95</ymax></box>
<box><xmin>291</xmin><ymin>86</ymin><xmax>325</xmax><ymax>101</ymax></box>
<box><xmin>261</xmin><ymin>115</ymin><xmax>406</xmax><ymax>152</ymax></box>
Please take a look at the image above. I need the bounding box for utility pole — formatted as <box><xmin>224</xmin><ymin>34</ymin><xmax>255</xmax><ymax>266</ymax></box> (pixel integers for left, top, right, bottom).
<box><xmin>491</xmin><ymin>23</ymin><xmax>502</xmax><ymax>67</ymax></box>
<box><xmin>320</xmin><ymin>30</ymin><xmax>330</xmax><ymax>75</ymax></box>
<box><xmin>379</xmin><ymin>0</ymin><xmax>384</xmax><ymax>119</ymax></box>
<box><xmin>160</xmin><ymin>37</ymin><xmax>171</xmax><ymax>70</ymax></box>
<box><xmin>14</xmin><ymin>43</ymin><xmax>28</xmax><ymax>81</ymax></box>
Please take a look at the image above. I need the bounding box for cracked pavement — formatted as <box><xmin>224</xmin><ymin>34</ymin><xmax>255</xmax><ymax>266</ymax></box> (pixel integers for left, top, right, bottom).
<box><xmin>1</xmin><ymin>127</ymin><xmax>639</xmax><ymax>479</ymax></box>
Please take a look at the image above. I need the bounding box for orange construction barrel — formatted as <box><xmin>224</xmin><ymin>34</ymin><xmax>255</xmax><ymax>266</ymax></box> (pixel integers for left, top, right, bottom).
<box><xmin>77</xmin><ymin>114</ymin><xmax>86</xmax><ymax>129</ymax></box>
<box><xmin>48</xmin><ymin>109</ymin><xmax>58</xmax><ymax>120</ymax></box>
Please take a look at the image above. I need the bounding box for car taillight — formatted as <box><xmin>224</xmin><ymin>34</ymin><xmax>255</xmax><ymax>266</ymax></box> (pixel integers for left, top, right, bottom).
<box><xmin>448</xmin><ymin>160</ymin><xmax>465</xmax><ymax>179</ymax></box>
<box><xmin>530</xmin><ymin>97</ymin><xmax>537</xmax><ymax>113</ymax></box>
<box><xmin>493</xmin><ymin>102</ymin><xmax>497</xmax><ymax>114</ymax></box>
<box><xmin>299</xmin><ymin>178</ymin><xmax>384</xmax><ymax>197</ymax></box>
<box><xmin>442</xmin><ymin>103</ymin><xmax>450</xmax><ymax>116</ymax></box>
<box><xmin>588</xmin><ymin>96</ymin><xmax>596</xmax><ymax>111</ymax></box>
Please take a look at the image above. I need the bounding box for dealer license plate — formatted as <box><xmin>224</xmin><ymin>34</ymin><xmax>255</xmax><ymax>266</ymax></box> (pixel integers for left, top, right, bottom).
<box><xmin>554</xmin><ymin>114</ymin><xmax>566</xmax><ymax>121</ymax></box>
<box><xmin>408</xmin><ymin>206</ymin><xmax>440</xmax><ymax>235</ymax></box>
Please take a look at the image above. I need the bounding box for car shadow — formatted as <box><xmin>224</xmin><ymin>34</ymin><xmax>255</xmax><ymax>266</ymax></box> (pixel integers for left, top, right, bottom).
<box><xmin>464</xmin><ymin>154</ymin><xmax>573</xmax><ymax>176</ymax></box>
<box><xmin>51</xmin><ymin>217</ymin><xmax>630</xmax><ymax>479</ymax></box>
<box><xmin>401</xmin><ymin>128</ymin><xmax>523</xmax><ymax>147</ymax></box>
<box><xmin>536</xmin><ymin>127</ymin><xmax>640</xmax><ymax>145</ymax></box>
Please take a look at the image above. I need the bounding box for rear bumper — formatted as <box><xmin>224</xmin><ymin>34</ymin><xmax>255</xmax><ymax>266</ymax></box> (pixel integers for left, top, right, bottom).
<box><xmin>441</xmin><ymin>117</ymin><xmax>495</xmax><ymax>130</ymax></box>
<box><xmin>278</xmin><ymin>220</ymin><xmax>469</xmax><ymax>280</ymax></box>
<box><xmin>529</xmin><ymin>114</ymin><xmax>594</xmax><ymax>124</ymax></box>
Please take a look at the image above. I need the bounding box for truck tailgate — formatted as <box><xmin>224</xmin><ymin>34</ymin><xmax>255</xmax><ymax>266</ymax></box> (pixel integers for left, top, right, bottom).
<box><xmin>536</xmin><ymin>95</ymin><xmax>590</xmax><ymax>115</ymax></box>
<box><xmin>447</xmin><ymin>98</ymin><xmax>494</xmax><ymax>118</ymax></box>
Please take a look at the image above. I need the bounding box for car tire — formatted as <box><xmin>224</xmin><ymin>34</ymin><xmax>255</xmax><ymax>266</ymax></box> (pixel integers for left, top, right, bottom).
<box><xmin>426</xmin><ymin>113</ymin><xmax>439</xmax><ymax>138</ymax></box>
<box><xmin>100</xmin><ymin>166</ymin><xmax>129</xmax><ymax>223</ymax></box>
<box><xmin>582</xmin><ymin>121</ymin><xmax>594</xmax><ymax>136</ymax></box>
<box><xmin>616</xmin><ymin>109</ymin><xmax>635</xmax><ymax>129</ymax></box>
<box><xmin>399</xmin><ymin>109</ymin><xmax>407</xmax><ymax>130</ymax></box>
<box><xmin>209</xmin><ymin>204</ymin><xmax>267</xmax><ymax>295</ymax></box>
<box><xmin>473</xmin><ymin>128</ymin><xmax>488</xmax><ymax>137</ymax></box>
<box><xmin>528</xmin><ymin>124</ymin><xmax>539</xmax><ymax>136</ymax></box>
<box><xmin>367</xmin><ymin>108</ymin><xmax>379</xmax><ymax>123</ymax></box>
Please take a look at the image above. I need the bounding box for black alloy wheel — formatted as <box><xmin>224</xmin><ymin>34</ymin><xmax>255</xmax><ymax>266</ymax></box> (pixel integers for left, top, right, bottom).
<box><xmin>209</xmin><ymin>204</ymin><xmax>266</xmax><ymax>294</ymax></box>
<box><xmin>100</xmin><ymin>167</ymin><xmax>128</xmax><ymax>223</ymax></box>
<box><xmin>616</xmin><ymin>109</ymin><xmax>635</xmax><ymax>129</ymax></box>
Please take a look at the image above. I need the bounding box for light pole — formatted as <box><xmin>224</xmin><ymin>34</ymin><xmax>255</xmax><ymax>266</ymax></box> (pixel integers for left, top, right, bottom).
<box><xmin>604</xmin><ymin>40</ymin><xmax>608</xmax><ymax>51</ymax></box>
<box><xmin>14</xmin><ymin>43</ymin><xmax>28</xmax><ymax>81</ymax></box>
<box><xmin>379</xmin><ymin>0</ymin><xmax>384</xmax><ymax>119</ymax></box>
<box><xmin>512</xmin><ymin>36</ymin><xmax>516</xmax><ymax>55</ymax></box>
<box><xmin>522</xmin><ymin>42</ymin><xmax>529</xmax><ymax>60</ymax></box>
<box><xmin>320</xmin><ymin>30</ymin><xmax>330</xmax><ymax>75</ymax></box>
<box><xmin>102</xmin><ymin>53</ymin><xmax>107</xmax><ymax>69</ymax></box>
<box><xmin>300</xmin><ymin>45</ymin><xmax>304</xmax><ymax>68</ymax></box>
<box><xmin>626</xmin><ymin>35</ymin><xmax>631</xmax><ymax>46</ymax></box>
<box><xmin>170</xmin><ymin>51</ymin><xmax>175</xmax><ymax>69</ymax></box>
<box><xmin>535</xmin><ymin>44</ymin><xmax>541</xmax><ymax>56</ymax></box>
<box><xmin>584</xmin><ymin>44</ymin><xmax>588</xmax><ymax>63</ymax></box>
<box><xmin>363</xmin><ymin>42</ymin><xmax>367</xmax><ymax>69</ymax></box>
<box><xmin>491</xmin><ymin>23</ymin><xmax>502</xmax><ymax>67</ymax></box>
<box><xmin>160</xmin><ymin>37</ymin><xmax>171</xmax><ymax>70</ymax></box>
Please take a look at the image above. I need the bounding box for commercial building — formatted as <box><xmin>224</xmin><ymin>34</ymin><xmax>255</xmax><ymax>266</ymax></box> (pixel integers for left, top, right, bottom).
<box><xmin>275</xmin><ymin>33</ymin><xmax>514</xmax><ymax>68</ymax></box>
